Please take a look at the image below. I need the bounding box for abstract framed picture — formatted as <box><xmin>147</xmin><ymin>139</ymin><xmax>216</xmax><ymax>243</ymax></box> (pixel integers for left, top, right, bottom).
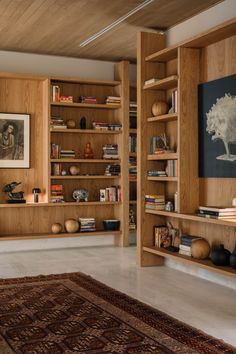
<box><xmin>0</xmin><ymin>113</ymin><xmax>30</xmax><ymax>168</ymax></box>
<box><xmin>198</xmin><ymin>73</ymin><xmax>236</xmax><ymax>177</ymax></box>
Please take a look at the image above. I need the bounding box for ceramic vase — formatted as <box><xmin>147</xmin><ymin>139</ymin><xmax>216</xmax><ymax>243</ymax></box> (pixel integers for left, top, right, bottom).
<box><xmin>210</xmin><ymin>244</ymin><xmax>231</xmax><ymax>266</ymax></box>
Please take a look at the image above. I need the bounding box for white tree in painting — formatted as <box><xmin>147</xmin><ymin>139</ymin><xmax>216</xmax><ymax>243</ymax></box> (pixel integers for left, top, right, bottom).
<box><xmin>206</xmin><ymin>93</ymin><xmax>236</xmax><ymax>161</ymax></box>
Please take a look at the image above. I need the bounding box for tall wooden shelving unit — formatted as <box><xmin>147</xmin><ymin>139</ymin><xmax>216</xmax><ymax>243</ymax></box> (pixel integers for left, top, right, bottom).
<box><xmin>0</xmin><ymin>62</ymin><xmax>129</xmax><ymax>246</ymax></box>
<box><xmin>137</xmin><ymin>18</ymin><xmax>236</xmax><ymax>277</ymax></box>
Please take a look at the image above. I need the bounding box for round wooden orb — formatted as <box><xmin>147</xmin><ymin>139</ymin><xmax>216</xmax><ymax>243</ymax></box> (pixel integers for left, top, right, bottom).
<box><xmin>69</xmin><ymin>165</ymin><xmax>80</xmax><ymax>176</ymax></box>
<box><xmin>51</xmin><ymin>223</ymin><xmax>63</xmax><ymax>234</ymax></box>
<box><xmin>66</xmin><ymin>119</ymin><xmax>76</xmax><ymax>129</ymax></box>
<box><xmin>191</xmin><ymin>239</ymin><xmax>210</xmax><ymax>259</ymax></box>
<box><xmin>65</xmin><ymin>219</ymin><xmax>79</xmax><ymax>233</ymax></box>
<box><xmin>151</xmin><ymin>101</ymin><xmax>168</xmax><ymax>116</ymax></box>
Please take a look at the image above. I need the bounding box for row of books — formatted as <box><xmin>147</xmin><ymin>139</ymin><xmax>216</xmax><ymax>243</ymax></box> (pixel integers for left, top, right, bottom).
<box><xmin>147</xmin><ymin>170</ymin><xmax>167</xmax><ymax>177</ymax></box>
<box><xmin>197</xmin><ymin>206</ymin><xmax>236</xmax><ymax>219</ymax></box>
<box><xmin>79</xmin><ymin>217</ymin><xmax>96</xmax><ymax>232</ymax></box>
<box><xmin>179</xmin><ymin>235</ymin><xmax>202</xmax><ymax>256</ymax></box>
<box><xmin>145</xmin><ymin>194</ymin><xmax>165</xmax><ymax>211</ymax></box>
<box><xmin>80</xmin><ymin>96</ymin><xmax>97</xmax><ymax>104</ymax></box>
<box><xmin>92</xmin><ymin>122</ymin><xmax>122</xmax><ymax>131</ymax></box>
<box><xmin>129</xmin><ymin>135</ymin><xmax>137</xmax><ymax>153</ymax></box>
<box><xmin>129</xmin><ymin>166</ymin><xmax>137</xmax><ymax>181</ymax></box>
<box><xmin>103</xmin><ymin>144</ymin><xmax>119</xmax><ymax>159</ymax></box>
<box><xmin>104</xmin><ymin>164</ymin><xmax>120</xmax><ymax>176</ymax></box>
<box><xmin>166</xmin><ymin>160</ymin><xmax>178</xmax><ymax>177</ymax></box>
<box><xmin>106</xmin><ymin>96</ymin><xmax>121</xmax><ymax>106</ymax></box>
<box><xmin>99</xmin><ymin>186</ymin><xmax>122</xmax><ymax>202</ymax></box>
<box><xmin>50</xmin><ymin>184</ymin><xmax>64</xmax><ymax>203</ymax></box>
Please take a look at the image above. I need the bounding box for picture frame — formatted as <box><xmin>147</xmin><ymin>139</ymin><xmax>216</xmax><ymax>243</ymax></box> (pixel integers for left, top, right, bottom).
<box><xmin>0</xmin><ymin>113</ymin><xmax>30</xmax><ymax>168</ymax></box>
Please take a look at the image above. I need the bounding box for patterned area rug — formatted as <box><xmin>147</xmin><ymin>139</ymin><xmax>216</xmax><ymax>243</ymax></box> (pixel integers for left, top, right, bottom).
<box><xmin>0</xmin><ymin>273</ymin><xmax>235</xmax><ymax>354</ymax></box>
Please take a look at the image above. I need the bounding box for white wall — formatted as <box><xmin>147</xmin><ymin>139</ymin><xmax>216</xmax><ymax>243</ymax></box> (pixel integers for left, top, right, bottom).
<box><xmin>167</xmin><ymin>0</ymin><xmax>236</xmax><ymax>46</ymax></box>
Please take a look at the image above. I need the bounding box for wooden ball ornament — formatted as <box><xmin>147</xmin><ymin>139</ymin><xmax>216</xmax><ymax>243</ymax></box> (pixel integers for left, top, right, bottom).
<box><xmin>191</xmin><ymin>239</ymin><xmax>210</xmax><ymax>259</ymax></box>
<box><xmin>69</xmin><ymin>165</ymin><xmax>80</xmax><ymax>176</ymax></box>
<box><xmin>152</xmin><ymin>101</ymin><xmax>168</xmax><ymax>116</ymax></box>
<box><xmin>66</xmin><ymin>119</ymin><xmax>76</xmax><ymax>129</ymax></box>
<box><xmin>65</xmin><ymin>219</ymin><xmax>79</xmax><ymax>233</ymax></box>
<box><xmin>51</xmin><ymin>223</ymin><xmax>63</xmax><ymax>234</ymax></box>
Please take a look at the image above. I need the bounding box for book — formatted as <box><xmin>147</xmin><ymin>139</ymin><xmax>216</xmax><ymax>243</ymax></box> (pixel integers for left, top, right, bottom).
<box><xmin>199</xmin><ymin>206</ymin><xmax>236</xmax><ymax>212</ymax></box>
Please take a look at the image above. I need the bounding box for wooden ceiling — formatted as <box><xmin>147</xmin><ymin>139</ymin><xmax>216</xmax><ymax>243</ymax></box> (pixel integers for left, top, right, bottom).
<box><xmin>0</xmin><ymin>0</ymin><xmax>222</xmax><ymax>62</ymax></box>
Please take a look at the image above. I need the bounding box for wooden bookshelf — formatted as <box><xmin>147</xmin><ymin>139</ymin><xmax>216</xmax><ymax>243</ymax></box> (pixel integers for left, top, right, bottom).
<box><xmin>137</xmin><ymin>20</ymin><xmax>236</xmax><ymax>277</ymax></box>
<box><xmin>50</xmin><ymin>128</ymin><xmax>122</xmax><ymax>134</ymax></box>
<box><xmin>50</xmin><ymin>175</ymin><xmax>120</xmax><ymax>180</ymax></box>
<box><xmin>51</xmin><ymin>102</ymin><xmax>121</xmax><ymax>109</ymax></box>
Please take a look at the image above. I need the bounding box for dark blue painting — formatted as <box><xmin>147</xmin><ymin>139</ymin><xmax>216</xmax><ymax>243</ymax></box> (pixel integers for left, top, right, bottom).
<box><xmin>198</xmin><ymin>73</ymin><xmax>236</xmax><ymax>177</ymax></box>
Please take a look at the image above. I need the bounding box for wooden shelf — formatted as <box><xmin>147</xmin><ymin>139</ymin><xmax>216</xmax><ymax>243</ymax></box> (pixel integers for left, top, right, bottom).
<box><xmin>147</xmin><ymin>113</ymin><xmax>178</xmax><ymax>123</ymax></box>
<box><xmin>145</xmin><ymin>209</ymin><xmax>236</xmax><ymax>228</ymax></box>
<box><xmin>50</xmin><ymin>175</ymin><xmax>120</xmax><ymax>180</ymax></box>
<box><xmin>147</xmin><ymin>153</ymin><xmax>178</xmax><ymax>160</ymax></box>
<box><xmin>50</xmin><ymin>159</ymin><xmax>120</xmax><ymax>163</ymax></box>
<box><xmin>0</xmin><ymin>230</ymin><xmax>122</xmax><ymax>241</ymax></box>
<box><xmin>51</xmin><ymin>102</ymin><xmax>121</xmax><ymax>109</ymax></box>
<box><xmin>50</xmin><ymin>128</ymin><xmax>122</xmax><ymax>134</ymax></box>
<box><xmin>143</xmin><ymin>246</ymin><xmax>236</xmax><ymax>279</ymax></box>
<box><xmin>143</xmin><ymin>75</ymin><xmax>178</xmax><ymax>91</ymax></box>
<box><xmin>51</xmin><ymin>77</ymin><xmax>121</xmax><ymax>86</ymax></box>
<box><xmin>0</xmin><ymin>201</ymin><xmax>121</xmax><ymax>208</ymax></box>
<box><xmin>145</xmin><ymin>46</ymin><xmax>178</xmax><ymax>62</ymax></box>
<box><xmin>129</xmin><ymin>129</ymin><xmax>137</xmax><ymax>134</ymax></box>
<box><xmin>147</xmin><ymin>176</ymin><xmax>178</xmax><ymax>182</ymax></box>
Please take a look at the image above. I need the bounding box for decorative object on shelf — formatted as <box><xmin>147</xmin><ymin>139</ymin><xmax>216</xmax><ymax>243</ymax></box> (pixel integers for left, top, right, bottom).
<box><xmin>129</xmin><ymin>208</ymin><xmax>136</xmax><ymax>230</ymax></box>
<box><xmin>191</xmin><ymin>238</ymin><xmax>210</xmax><ymax>259</ymax></box>
<box><xmin>2</xmin><ymin>182</ymin><xmax>26</xmax><ymax>203</ymax></box>
<box><xmin>151</xmin><ymin>101</ymin><xmax>168</xmax><ymax>116</ymax></box>
<box><xmin>32</xmin><ymin>187</ymin><xmax>41</xmax><ymax>203</ymax></box>
<box><xmin>65</xmin><ymin>219</ymin><xmax>79</xmax><ymax>233</ymax></box>
<box><xmin>51</xmin><ymin>223</ymin><xmax>63</xmax><ymax>234</ymax></box>
<box><xmin>80</xmin><ymin>116</ymin><xmax>87</xmax><ymax>129</ymax></box>
<box><xmin>60</xmin><ymin>95</ymin><xmax>73</xmax><ymax>103</ymax></box>
<box><xmin>0</xmin><ymin>113</ymin><xmax>30</xmax><ymax>168</ymax></box>
<box><xmin>103</xmin><ymin>219</ymin><xmax>120</xmax><ymax>231</ymax></box>
<box><xmin>166</xmin><ymin>221</ymin><xmax>180</xmax><ymax>251</ymax></box>
<box><xmin>174</xmin><ymin>191</ymin><xmax>178</xmax><ymax>212</ymax></box>
<box><xmin>69</xmin><ymin>165</ymin><xmax>80</xmax><ymax>176</ymax></box>
<box><xmin>61</xmin><ymin>169</ymin><xmax>67</xmax><ymax>176</ymax></box>
<box><xmin>165</xmin><ymin>201</ymin><xmax>174</xmax><ymax>212</ymax></box>
<box><xmin>230</xmin><ymin>245</ymin><xmax>236</xmax><ymax>269</ymax></box>
<box><xmin>84</xmin><ymin>142</ymin><xmax>94</xmax><ymax>159</ymax></box>
<box><xmin>73</xmin><ymin>189</ymin><xmax>89</xmax><ymax>202</ymax></box>
<box><xmin>153</xmin><ymin>225</ymin><xmax>171</xmax><ymax>248</ymax></box>
<box><xmin>210</xmin><ymin>244</ymin><xmax>231</xmax><ymax>266</ymax></box>
<box><xmin>199</xmin><ymin>73</ymin><xmax>236</xmax><ymax>177</ymax></box>
<box><xmin>66</xmin><ymin>119</ymin><xmax>76</xmax><ymax>129</ymax></box>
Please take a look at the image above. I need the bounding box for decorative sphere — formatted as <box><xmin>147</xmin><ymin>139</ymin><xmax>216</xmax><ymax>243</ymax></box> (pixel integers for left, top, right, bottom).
<box><xmin>65</xmin><ymin>219</ymin><xmax>79</xmax><ymax>233</ymax></box>
<box><xmin>51</xmin><ymin>223</ymin><xmax>63</xmax><ymax>234</ymax></box>
<box><xmin>66</xmin><ymin>119</ymin><xmax>76</xmax><ymax>129</ymax></box>
<box><xmin>191</xmin><ymin>239</ymin><xmax>210</xmax><ymax>259</ymax></box>
<box><xmin>69</xmin><ymin>165</ymin><xmax>80</xmax><ymax>176</ymax></box>
<box><xmin>152</xmin><ymin>101</ymin><xmax>168</xmax><ymax>116</ymax></box>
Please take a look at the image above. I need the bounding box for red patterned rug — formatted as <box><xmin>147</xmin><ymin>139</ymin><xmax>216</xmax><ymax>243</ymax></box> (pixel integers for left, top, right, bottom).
<box><xmin>0</xmin><ymin>272</ymin><xmax>235</xmax><ymax>354</ymax></box>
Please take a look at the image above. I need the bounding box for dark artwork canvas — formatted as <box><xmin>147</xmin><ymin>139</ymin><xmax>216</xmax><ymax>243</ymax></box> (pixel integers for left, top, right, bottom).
<box><xmin>198</xmin><ymin>73</ymin><xmax>236</xmax><ymax>177</ymax></box>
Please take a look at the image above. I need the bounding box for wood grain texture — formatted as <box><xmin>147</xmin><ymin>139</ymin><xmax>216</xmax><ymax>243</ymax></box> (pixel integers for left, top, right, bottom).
<box><xmin>0</xmin><ymin>0</ymin><xmax>222</xmax><ymax>61</ymax></box>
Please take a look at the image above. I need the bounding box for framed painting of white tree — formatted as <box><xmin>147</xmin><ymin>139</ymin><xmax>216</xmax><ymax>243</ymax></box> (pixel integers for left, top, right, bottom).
<box><xmin>198</xmin><ymin>73</ymin><xmax>236</xmax><ymax>177</ymax></box>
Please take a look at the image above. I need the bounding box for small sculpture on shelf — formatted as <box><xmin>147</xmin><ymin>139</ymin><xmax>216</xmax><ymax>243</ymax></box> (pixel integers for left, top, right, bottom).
<box><xmin>69</xmin><ymin>165</ymin><xmax>80</xmax><ymax>176</ymax></box>
<box><xmin>65</xmin><ymin>219</ymin><xmax>79</xmax><ymax>233</ymax></box>
<box><xmin>32</xmin><ymin>187</ymin><xmax>41</xmax><ymax>203</ymax></box>
<box><xmin>2</xmin><ymin>182</ymin><xmax>26</xmax><ymax>203</ymax></box>
<box><xmin>73</xmin><ymin>189</ymin><xmax>89</xmax><ymax>202</ymax></box>
<box><xmin>84</xmin><ymin>142</ymin><xmax>94</xmax><ymax>159</ymax></box>
<box><xmin>151</xmin><ymin>101</ymin><xmax>168</xmax><ymax>116</ymax></box>
<box><xmin>80</xmin><ymin>116</ymin><xmax>87</xmax><ymax>129</ymax></box>
<box><xmin>51</xmin><ymin>223</ymin><xmax>63</xmax><ymax>234</ymax></box>
<box><xmin>66</xmin><ymin>119</ymin><xmax>76</xmax><ymax>129</ymax></box>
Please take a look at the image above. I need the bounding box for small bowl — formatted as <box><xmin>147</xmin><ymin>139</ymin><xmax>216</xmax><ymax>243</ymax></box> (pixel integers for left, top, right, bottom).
<box><xmin>103</xmin><ymin>219</ymin><xmax>120</xmax><ymax>231</ymax></box>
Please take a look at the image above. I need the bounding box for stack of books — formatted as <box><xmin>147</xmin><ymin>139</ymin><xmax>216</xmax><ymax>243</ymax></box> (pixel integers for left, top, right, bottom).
<box><xmin>130</xmin><ymin>101</ymin><xmax>137</xmax><ymax>129</ymax></box>
<box><xmin>50</xmin><ymin>185</ymin><xmax>64</xmax><ymax>203</ymax></box>
<box><xmin>197</xmin><ymin>206</ymin><xmax>236</xmax><ymax>219</ymax></box>
<box><xmin>103</xmin><ymin>144</ymin><xmax>119</xmax><ymax>159</ymax></box>
<box><xmin>166</xmin><ymin>160</ymin><xmax>178</xmax><ymax>177</ymax></box>
<box><xmin>145</xmin><ymin>194</ymin><xmax>165</xmax><ymax>210</ymax></box>
<box><xmin>60</xmin><ymin>95</ymin><xmax>73</xmax><ymax>103</ymax></box>
<box><xmin>51</xmin><ymin>143</ymin><xmax>61</xmax><ymax>159</ymax></box>
<box><xmin>51</xmin><ymin>163</ymin><xmax>62</xmax><ymax>176</ymax></box>
<box><xmin>147</xmin><ymin>170</ymin><xmax>167</xmax><ymax>177</ymax></box>
<box><xmin>50</xmin><ymin>116</ymin><xmax>67</xmax><ymax>129</ymax></box>
<box><xmin>104</xmin><ymin>164</ymin><xmax>120</xmax><ymax>176</ymax></box>
<box><xmin>60</xmin><ymin>149</ymin><xmax>76</xmax><ymax>159</ymax></box>
<box><xmin>51</xmin><ymin>85</ymin><xmax>60</xmax><ymax>102</ymax></box>
<box><xmin>79</xmin><ymin>217</ymin><xmax>96</xmax><ymax>232</ymax></box>
<box><xmin>80</xmin><ymin>96</ymin><xmax>97</xmax><ymax>104</ymax></box>
<box><xmin>106</xmin><ymin>96</ymin><xmax>121</xmax><ymax>106</ymax></box>
<box><xmin>129</xmin><ymin>166</ymin><xmax>137</xmax><ymax>181</ymax></box>
<box><xmin>129</xmin><ymin>135</ymin><xmax>137</xmax><ymax>153</ymax></box>
<box><xmin>179</xmin><ymin>235</ymin><xmax>202</xmax><ymax>256</ymax></box>
<box><xmin>100</xmin><ymin>186</ymin><xmax>122</xmax><ymax>202</ymax></box>
<box><xmin>92</xmin><ymin>122</ymin><xmax>122</xmax><ymax>131</ymax></box>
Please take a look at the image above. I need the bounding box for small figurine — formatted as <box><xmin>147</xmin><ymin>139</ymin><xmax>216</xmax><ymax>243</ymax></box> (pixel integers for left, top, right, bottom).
<box><xmin>80</xmin><ymin>116</ymin><xmax>86</xmax><ymax>129</ymax></box>
<box><xmin>32</xmin><ymin>187</ymin><xmax>41</xmax><ymax>203</ymax></box>
<box><xmin>84</xmin><ymin>142</ymin><xmax>94</xmax><ymax>159</ymax></box>
<box><xmin>3</xmin><ymin>182</ymin><xmax>26</xmax><ymax>203</ymax></box>
<box><xmin>73</xmin><ymin>189</ymin><xmax>89</xmax><ymax>202</ymax></box>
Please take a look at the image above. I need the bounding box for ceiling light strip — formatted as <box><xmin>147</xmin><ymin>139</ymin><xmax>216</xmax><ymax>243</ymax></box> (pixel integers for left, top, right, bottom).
<box><xmin>80</xmin><ymin>0</ymin><xmax>154</xmax><ymax>47</ymax></box>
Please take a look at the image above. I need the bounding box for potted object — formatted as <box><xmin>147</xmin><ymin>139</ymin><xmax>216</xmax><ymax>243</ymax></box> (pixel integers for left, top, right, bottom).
<box><xmin>210</xmin><ymin>244</ymin><xmax>231</xmax><ymax>266</ymax></box>
<box><xmin>230</xmin><ymin>245</ymin><xmax>236</xmax><ymax>269</ymax></box>
<box><xmin>32</xmin><ymin>187</ymin><xmax>41</xmax><ymax>203</ymax></box>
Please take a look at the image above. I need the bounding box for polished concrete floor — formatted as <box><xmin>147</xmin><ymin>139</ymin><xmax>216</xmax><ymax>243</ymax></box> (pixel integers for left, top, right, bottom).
<box><xmin>0</xmin><ymin>245</ymin><xmax>235</xmax><ymax>347</ymax></box>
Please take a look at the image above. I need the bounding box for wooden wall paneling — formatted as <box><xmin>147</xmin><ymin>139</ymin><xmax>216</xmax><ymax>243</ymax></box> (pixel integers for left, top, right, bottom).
<box><xmin>178</xmin><ymin>47</ymin><xmax>200</xmax><ymax>213</ymax></box>
<box><xmin>137</xmin><ymin>32</ymin><xmax>166</xmax><ymax>266</ymax></box>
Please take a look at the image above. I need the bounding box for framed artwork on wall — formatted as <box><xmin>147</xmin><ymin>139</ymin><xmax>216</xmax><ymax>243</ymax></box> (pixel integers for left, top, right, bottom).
<box><xmin>0</xmin><ymin>113</ymin><xmax>30</xmax><ymax>168</ymax></box>
<box><xmin>198</xmin><ymin>73</ymin><xmax>236</xmax><ymax>178</ymax></box>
